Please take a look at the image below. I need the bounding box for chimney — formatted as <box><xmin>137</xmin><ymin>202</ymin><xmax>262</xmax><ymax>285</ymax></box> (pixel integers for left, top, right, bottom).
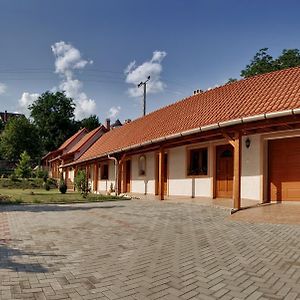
<box><xmin>193</xmin><ymin>89</ymin><xmax>203</xmax><ymax>95</ymax></box>
<box><xmin>4</xmin><ymin>110</ymin><xmax>8</xmax><ymax>123</ymax></box>
<box><xmin>105</xmin><ymin>118</ymin><xmax>111</xmax><ymax>131</ymax></box>
<box><xmin>124</xmin><ymin>119</ymin><xmax>131</xmax><ymax>124</ymax></box>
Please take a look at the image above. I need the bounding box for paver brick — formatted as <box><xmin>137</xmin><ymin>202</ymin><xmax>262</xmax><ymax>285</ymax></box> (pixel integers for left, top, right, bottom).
<box><xmin>0</xmin><ymin>200</ymin><xmax>300</xmax><ymax>299</ymax></box>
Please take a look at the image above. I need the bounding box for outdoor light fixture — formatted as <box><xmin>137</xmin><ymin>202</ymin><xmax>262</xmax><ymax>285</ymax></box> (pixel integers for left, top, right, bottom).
<box><xmin>245</xmin><ymin>137</ymin><xmax>251</xmax><ymax>148</ymax></box>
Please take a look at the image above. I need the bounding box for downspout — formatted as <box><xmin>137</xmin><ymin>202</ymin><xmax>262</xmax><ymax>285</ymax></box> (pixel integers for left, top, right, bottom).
<box><xmin>108</xmin><ymin>154</ymin><xmax>119</xmax><ymax>195</ymax></box>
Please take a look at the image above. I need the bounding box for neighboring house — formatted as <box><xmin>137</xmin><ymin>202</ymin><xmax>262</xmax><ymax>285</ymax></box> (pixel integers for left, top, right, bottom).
<box><xmin>60</xmin><ymin>125</ymin><xmax>108</xmax><ymax>190</ymax></box>
<box><xmin>42</xmin><ymin>128</ymin><xmax>88</xmax><ymax>179</ymax></box>
<box><xmin>0</xmin><ymin>111</ymin><xmax>24</xmax><ymax>124</ymax></box>
<box><xmin>61</xmin><ymin>67</ymin><xmax>300</xmax><ymax>209</ymax></box>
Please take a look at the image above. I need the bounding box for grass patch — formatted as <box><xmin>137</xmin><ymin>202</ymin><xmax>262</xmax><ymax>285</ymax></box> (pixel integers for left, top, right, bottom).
<box><xmin>0</xmin><ymin>189</ymin><xmax>130</xmax><ymax>205</ymax></box>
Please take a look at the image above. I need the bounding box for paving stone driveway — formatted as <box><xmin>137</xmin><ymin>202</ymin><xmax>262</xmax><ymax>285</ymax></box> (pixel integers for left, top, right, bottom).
<box><xmin>0</xmin><ymin>200</ymin><xmax>300</xmax><ymax>300</ymax></box>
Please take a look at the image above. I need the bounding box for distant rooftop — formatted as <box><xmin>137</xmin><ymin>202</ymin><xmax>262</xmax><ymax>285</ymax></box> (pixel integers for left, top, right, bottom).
<box><xmin>0</xmin><ymin>111</ymin><xmax>24</xmax><ymax>123</ymax></box>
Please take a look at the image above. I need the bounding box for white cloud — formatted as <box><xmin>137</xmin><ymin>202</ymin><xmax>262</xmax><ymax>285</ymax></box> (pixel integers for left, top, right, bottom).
<box><xmin>0</xmin><ymin>82</ymin><xmax>7</xmax><ymax>95</ymax></box>
<box><xmin>107</xmin><ymin>106</ymin><xmax>121</xmax><ymax>119</ymax></box>
<box><xmin>125</xmin><ymin>51</ymin><xmax>167</xmax><ymax>97</ymax></box>
<box><xmin>18</xmin><ymin>92</ymin><xmax>40</xmax><ymax>115</ymax></box>
<box><xmin>51</xmin><ymin>41</ymin><xmax>92</xmax><ymax>79</ymax></box>
<box><xmin>51</xmin><ymin>41</ymin><xmax>96</xmax><ymax>119</ymax></box>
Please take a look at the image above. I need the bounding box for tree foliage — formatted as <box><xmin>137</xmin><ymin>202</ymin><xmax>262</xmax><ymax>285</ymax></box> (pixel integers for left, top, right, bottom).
<box><xmin>29</xmin><ymin>91</ymin><xmax>76</xmax><ymax>152</ymax></box>
<box><xmin>0</xmin><ymin>119</ymin><xmax>4</xmax><ymax>133</ymax></box>
<box><xmin>74</xmin><ymin>170</ymin><xmax>90</xmax><ymax>198</ymax></box>
<box><xmin>15</xmin><ymin>151</ymin><xmax>32</xmax><ymax>178</ymax></box>
<box><xmin>79</xmin><ymin>115</ymin><xmax>101</xmax><ymax>131</ymax></box>
<box><xmin>0</xmin><ymin>116</ymin><xmax>42</xmax><ymax>161</ymax></box>
<box><xmin>240</xmin><ymin>48</ymin><xmax>300</xmax><ymax>78</ymax></box>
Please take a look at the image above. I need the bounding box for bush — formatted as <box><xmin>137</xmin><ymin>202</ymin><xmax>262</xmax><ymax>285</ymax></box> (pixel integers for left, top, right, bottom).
<box><xmin>44</xmin><ymin>182</ymin><xmax>50</xmax><ymax>191</ymax></box>
<box><xmin>59</xmin><ymin>180</ymin><xmax>67</xmax><ymax>194</ymax></box>
<box><xmin>74</xmin><ymin>170</ymin><xmax>90</xmax><ymax>198</ymax></box>
<box><xmin>0</xmin><ymin>177</ymin><xmax>56</xmax><ymax>189</ymax></box>
<box><xmin>34</xmin><ymin>167</ymin><xmax>48</xmax><ymax>181</ymax></box>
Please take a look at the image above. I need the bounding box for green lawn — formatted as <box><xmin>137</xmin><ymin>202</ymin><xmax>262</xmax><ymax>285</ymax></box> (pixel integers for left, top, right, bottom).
<box><xmin>0</xmin><ymin>188</ymin><xmax>130</xmax><ymax>204</ymax></box>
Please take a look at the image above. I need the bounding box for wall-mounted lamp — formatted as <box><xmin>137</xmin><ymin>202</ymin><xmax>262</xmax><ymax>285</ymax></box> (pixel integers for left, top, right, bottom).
<box><xmin>245</xmin><ymin>137</ymin><xmax>251</xmax><ymax>148</ymax></box>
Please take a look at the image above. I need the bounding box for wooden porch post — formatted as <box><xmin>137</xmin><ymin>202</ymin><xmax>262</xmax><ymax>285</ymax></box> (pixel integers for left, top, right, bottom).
<box><xmin>158</xmin><ymin>147</ymin><xmax>165</xmax><ymax>200</ymax></box>
<box><xmin>118</xmin><ymin>161</ymin><xmax>123</xmax><ymax>194</ymax></box>
<box><xmin>233</xmin><ymin>134</ymin><xmax>242</xmax><ymax>210</ymax></box>
<box><xmin>93</xmin><ymin>163</ymin><xmax>98</xmax><ymax>192</ymax></box>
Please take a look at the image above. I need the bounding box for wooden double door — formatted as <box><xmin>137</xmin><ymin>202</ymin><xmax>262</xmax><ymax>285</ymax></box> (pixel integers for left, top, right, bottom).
<box><xmin>216</xmin><ymin>144</ymin><xmax>234</xmax><ymax>198</ymax></box>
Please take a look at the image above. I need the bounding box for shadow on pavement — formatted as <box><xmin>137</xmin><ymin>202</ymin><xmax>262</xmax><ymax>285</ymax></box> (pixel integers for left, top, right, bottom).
<box><xmin>0</xmin><ymin>242</ymin><xmax>57</xmax><ymax>273</ymax></box>
<box><xmin>0</xmin><ymin>204</ymin><xmax>125</xmax><ymax>213</ymax></box>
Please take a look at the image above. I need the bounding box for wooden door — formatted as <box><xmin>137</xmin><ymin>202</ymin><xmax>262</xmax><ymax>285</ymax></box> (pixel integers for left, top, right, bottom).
<box><xmin>155</xmin><ymin>153</ymin><xmax>168</xmax><ymax>195</ymax></box>
<box><xmin>125</xmin><ymin>160</ymin><xmax>131</xmax><ymax>193</ymax></box>
<box><xmin>269</xmin><ymin>137</ymin><xmax>300</xmax><ymax>201</ymax></box>
<box><xmin>216</xmin><ymin>144</ymin><xmax>234</xmax><ymax>198</ymax></box>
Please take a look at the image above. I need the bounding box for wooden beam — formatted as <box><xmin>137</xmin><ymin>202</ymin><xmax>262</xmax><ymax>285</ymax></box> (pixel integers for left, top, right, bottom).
<box><xmin>233</xmin><ymin>133</ymin><xmax>241</xmax><ymax>209</ymax></box>
<box><xmin>93</xmin><ymin>163</ymin><xmax>98</xmax><ymax>192</ymax></box>
<box><xmin>158</xmin><ymin>147</ymin><xmax>165</xmax><ymax>200</ymax></box>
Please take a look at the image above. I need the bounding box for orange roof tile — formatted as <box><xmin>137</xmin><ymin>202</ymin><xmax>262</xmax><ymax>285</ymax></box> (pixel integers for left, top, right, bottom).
<box><xmin>77</xmin><ymin>67</ymin><xmax>300</xmax><ymax>163</ymax></box>
<box><xmin>63</xmin><ymin>126</ymin><xmax>106</xmax><ymax>156</ymax></box>
<box><xmin>58</xmin><ymin>128</ymin><xmax>87</xmax><ymax>151</ymax></box>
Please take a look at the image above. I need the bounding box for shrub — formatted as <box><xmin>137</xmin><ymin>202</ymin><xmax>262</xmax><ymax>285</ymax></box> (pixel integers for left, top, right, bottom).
<box><xmin>59</xmin><ymin>180</ymin><xmax>67</xmax><ymax>194</ymax></box>
<box><xmin>74</xmin><ymin>170</ymin><xmax>90</xmax><ymax>198</ymax></box>
<box><xmin>15</xmin><ymin>151</ymin><xmax>32</xmax><ymax>178</ymax></box>
<box><xmin>44</xmin><ymin>182</ymin><xmax>50</xmax><ymax>191</ymax></box>
<box><xmin>34</xmin><ymin>167</ymin><xmax>48</xmax><ymax>181</ymax></box>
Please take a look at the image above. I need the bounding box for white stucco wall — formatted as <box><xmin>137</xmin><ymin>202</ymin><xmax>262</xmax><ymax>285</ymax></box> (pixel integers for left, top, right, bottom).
<box><xmin>98</xmin><ymin>161</ymin><xmax>115</xmax><ymax>193</ymax></box>
<box><xmin>241</xmin><ymin>134</ymin><xmax>262</xmax><ymax>201</ymax></box>
<box><xmin>69</xmin><ymin>169</ymin><xmax>74</xmax><ymax>182</ymax></box>
<box><xmin>131</xmin><ymin>152</ymin><xmax>155</xmax><ymax>194</ymax></box>
<box><xmin>168</xmin><ymin>146</ymin><xmax>212</xmax><ymax>197</ymax></box>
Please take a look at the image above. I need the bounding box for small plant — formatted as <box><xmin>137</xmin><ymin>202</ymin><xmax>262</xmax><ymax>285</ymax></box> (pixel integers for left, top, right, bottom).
<box><xmin>108</xmin><ymin>182</ymin><xmax>115</xmax><ymax>195</ymax></box>
<box><xmin>74</xmin><ymin>170</ymin><xmax>90</xmax><ymax>198</ymax></box>
<box><xmin>59</xmin><ymin>180</ymin><xmax>67</xmax><ymax>194</ymax></box>
<box><xmin>43</xmin><ymin>181</ymin><xmax>50</xmax><ymax>191</ymax></box>
<box><xmin>15</xmin><ymin>151</ymin><xmax>32</xmax><ymax>179</ymax></box>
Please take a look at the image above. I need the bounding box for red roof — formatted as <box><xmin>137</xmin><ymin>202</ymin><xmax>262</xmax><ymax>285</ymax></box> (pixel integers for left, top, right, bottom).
<box><xmin>63</xmin><ymin>126</ymin><xmax>106</xmax><ymax>156</ymax></box>
<box><xmin>77</xmin><ymin>67</ymin><xmax>300</xmax><ymax>163</ymax></box>
<box><xmin>58</xmin><ymin>128</ymin><xmax>87</xmax><ymax>151</ymax></box>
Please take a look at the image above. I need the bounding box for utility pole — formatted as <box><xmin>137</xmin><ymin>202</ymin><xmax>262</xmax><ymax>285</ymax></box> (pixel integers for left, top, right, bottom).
<box><xmin>138</xmin><ymin>76</ymin><xmax>150</xmax><ymax>116</ymax></box>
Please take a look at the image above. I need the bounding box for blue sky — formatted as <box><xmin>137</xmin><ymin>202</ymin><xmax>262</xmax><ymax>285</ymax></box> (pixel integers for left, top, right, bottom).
<box><xmin>0</xmin><ymin>0</ymin><xmax>300</xmax><ymax>122</ymax></box>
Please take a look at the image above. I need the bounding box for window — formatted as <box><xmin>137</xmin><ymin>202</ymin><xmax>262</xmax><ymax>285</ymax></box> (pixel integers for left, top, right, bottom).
<box><xmin>187</xmin><ymin>148</ymin><xmax>208</xmax><ymax>176</ymax></box>
<box><xmin>100</xmin><ymin>164</ymin><xmax>109</xmax><ymax>180</ymax></box>
<box><xmin>138</xmin><ymin>155</ymin><xmax>146</xmax><ymax>176</ymax></box>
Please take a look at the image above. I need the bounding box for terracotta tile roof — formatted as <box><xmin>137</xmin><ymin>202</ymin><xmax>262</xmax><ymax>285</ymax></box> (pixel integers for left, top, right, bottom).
<box><xmin>77</xmin><ymin>67</ymin><xmax>300</xmax><ymax>163</ymax></box>
<box><xmin>58</xmin><ymin>128</ymin><xmax>87</xmax><ymax>151</ymax></box>
<box><xmin>63</xmin><ymin>126</ymin><xmax>106</xmax><ymax>156</ymax></box>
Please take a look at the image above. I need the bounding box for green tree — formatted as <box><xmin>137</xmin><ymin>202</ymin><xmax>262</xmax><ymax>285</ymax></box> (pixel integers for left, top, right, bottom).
<box><xmin>15</xmin><ymin>151</ymin><xmax>32</xmax><ymax>178</ymax></box>
<box><xmin>29</xmin><ymin>91</ymin><xmax>76</xmax><ymax>152</ymax></box>
<box><xmin>226</xmin><ymin>78</ymin><xmax>238</xmax><ymax>84</ymax></box>
<box><xmin>0</xmin><ymin>116</ymin><xmax>42</xmax><ymax>161</ymax></box>
<box><xmin>0</xmin><ymin>119</ymin><xmax>4</xmax><ymax>133</ymax></box>
<box><xmin>275</xmin><ymin>49</ymin><xmax>300</xmax><ymax>70</ymax></box>
<box><xmin>240</xmin><ymin>48</ymin><xmax>300</xmax><ymax>79</ymax></box>
<box><xmin>80</xmin><ymin>115</ymin><xmax>101</xmax><ymax>131</ymax></box>
<box><xmin>241</xmin><ymin>48</ymin><xmax>275</xmax><ymax>78</ymax></box>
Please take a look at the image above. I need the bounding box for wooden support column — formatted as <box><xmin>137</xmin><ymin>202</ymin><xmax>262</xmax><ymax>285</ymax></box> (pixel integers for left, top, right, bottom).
<box><xmin>118</xmin><ymin>162</ymin><xmax>123</xmax><ymax>194</ymax></box>
<box><xmin>93</xmin><ymin>163</ymin><xmax>98</xmax><ymax>192</ymax></box>
<box><xmin>158</xmin><ymin>147</ymin><xmax>165</xmax><ymax>200</ymax></box>
<box><xmin>232</xmin><ymin>134</ymin><xmax>242</xmax><ymax>210</ymax></box>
